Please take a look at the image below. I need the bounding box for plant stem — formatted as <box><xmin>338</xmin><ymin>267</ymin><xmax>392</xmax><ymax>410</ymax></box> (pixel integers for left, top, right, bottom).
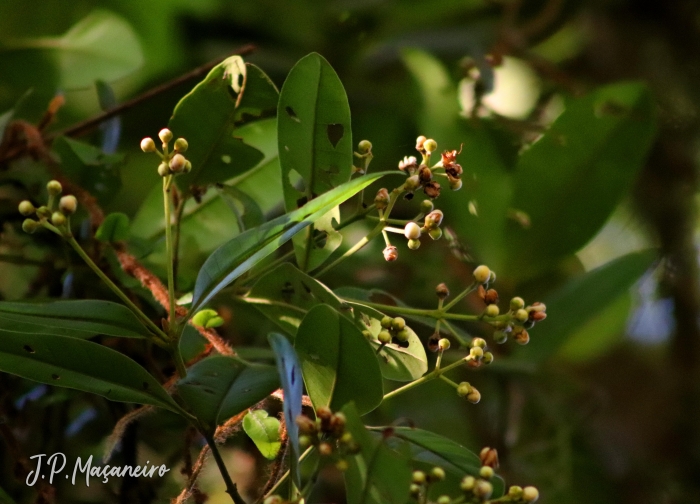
<box><xmin>66</xmin><ymin>236</ymin><xmax>169</xmax><ymax>344</ymax></box>
<box><xmin>163</xmin><ymin>177</ymin><xmax>177</xmax><ymax>327</ymax></box>
<box><xmin>314</xmin><ymin>223</ymin><xmax>384</xmax><ymax>278</ymax></box>
<box><xmin>172</xmin><ymin>194</ymin><xmax>187</xmax><ymax>291</ymax></box>
<box><xmin>171</xmin><ymin>345</ymin><xmax>187</xmax><ymax>378</ymax></box>
<box><xmin>382</xmin><ymin>357</ymin><xmax>468</xmax><ymax>402</ymax></box>
<box><xmin>261</xmin><ymin>446</ymin><xmax>314</xmax><ymax>500</ymax></box>
<box><xmin>205</xmin><ymin>435</ymin><xmax>246</xmax><ymax>504</ymax></box>
<box><xmin>442</xmin><ymin>282</ymin><xmax>477</xmax><ymax>311</ymax></box>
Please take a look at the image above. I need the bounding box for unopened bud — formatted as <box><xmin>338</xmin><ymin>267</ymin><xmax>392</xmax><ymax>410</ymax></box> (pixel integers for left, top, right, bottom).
<box><xmin>461</xmin><ymin>475</ymin><xmax>476</xmax><ymax>491</ymax></box>
<box><xmin>412</xmin><ymin>470</ymin><xmax>426</xmax><ymax>484</ymax></box>
<box><xmin>449</xmin><ymin>177</ymin><xmax>463</xmax><ymax>191</ymax></box>
<box><xmin>381</xmin><ymin>316</ymin><xmax>393</xmax><ymax>329</ymax></box>
<box><xmin>457</xmin><ymin>382</ymin><xmax>471</xmax><ymax>397</ymax></box>
<box><xmin>493</xmin><ymin>330</ymin><xmax>508</xmax><ymax>344</ymax></box>
<box><xmin>407</xmin><ymin>238</ymin><xmax>420</xmax><ymax>250</ymax></box>
<box><xmin>358</xmin><ymin>139</ymin><xmax>372</xmax><ymax>153</ymax></box>
<box><xmin>438</xmin><ymin>338</ymin><xmax>450</xmax><ymax>351</ymax></box>
<box><xmin>508</xmin><ymin>486</ymin><xmax>523</xmax><ymax>499</ymax></box>
<box><xmin>471</xmin><ymin>337</ymin><xmax>487</xmax><ymax>348</ymax></box>
<box><xmin>436</xmin><ymin>283</ymin><xmax>449</xmax><ymax>299</ymax></box>
<box><xmin>484</xmin><ymin>304</ymin><xmax>500</xmax><ymax>317</ymax></box>
<box><xmin>36</xmin><ymin>206</ymin><xmax>51</xmax><ymax>219</ymax></box>
<box><xmin>437</xmin><ymin>496</ymin><xmax>450</xmax><ymax>504</ymax></box>
<box><xmin>184</xmin><ymin>160</ymin><xmax>192</xmax><ymax>173</ymax></box>
<box><xmin>513</xmin><ymin>328</ymin><xmax>530</xmax><ymax>345</ymax></box>
<box><xmin>169</xmin><ymin>153</ymin><xmax>187</xmax><ymax>173</ymax></box>
<box><xmin>22</xmin><ymin>219</ymin><xmax>39</xmax><ymax>234</ymax></box>
<box><xmin>378</xmin><ymin>330</ymin><xmax>392</xmax><ymax>344</ymax></box>
<box><xmin>470</xmin><ymin>346</ymin><xmax>484</xmax><ymax>360</ymax></box>
<box><xmin>424</xmin><ymin>209</ymin><xmax>444</xmax><ymax>229</ymax></box>
<box><xmin>479</xmin><ymin>466</ymin><xmax>494</xmax><ymax>479</ymax></box>
<box><xmin>410</xmin><ymin>484</ymin><xmax>422</xmax><ymax>497</ymax></box>
<box><xmin>264</xmin><ymin>496</ymin><xmax>283</xmax><ymax>504</ymax></box>
<box><xmin>396</xmin><ymin>328</ymin><xmax>410</xmax><ymax>342</ymax></box>
<box><xmin>480</xmin><ymin>447</ymin><xmax>499</xmax><ymax>468</ymax></box>
<box><xmin>18</xmin><ymin>200</ymin><xmax>35</xmax><ymax>216</ymax></box>
<box><xmin>158</xmin><ymin>128</ymin><xmax>173</xmax><ymax>144</ymax></box>
<box><xmin>515</xmin><ymin>309</ymin><xmax>529</xmax><ymax>322</ymax></box>
<box><xmin>46</xmin><ymin>180</ymin><xmax>62</xmax><ymax>196</ymax></box>
<box><xmin>420</xmin><ymin>199</ymin><xmax>434</xmax><ymax>213</ymax></box>
<box><xmin>474</xmin><ymin>480</ymin><xmax>493</xmax><ymax>499</ymax></box>
<box><xmin>391</xmin><ymin>317</ymin><xmax>406</xmax><ymax>331</ymax></box>
<box><xmin>140</xmin><ymin>137</ymin><xmax>156</xmax><ymax>152</ymax></box>
<box><xmin>467</xmin><ymin>387</ymin><xmax>481</xmax><ymax>404</ymax></box>
<box><xmin>430</xmin><ymin>467</ymin><xmax>445</xmax><ymax>482</ymax></box>
<box><xmin>473</xmin><ymin>265</ymin><xmax>491</xmax><ymax>284</ymax></box>
<box><xmin>174</xmin><ymin>138</ymin><xmax>189</xmax><ymax>153</ymax></box>
<box><xmin>510</xmin><ymin>297</ymin><xmax>525</xmax><ymax>310</ymax></box>
<box><xmin>404</xmin><ymin>174</ymin><xmax>420</xmax><ymax>191</ymax></box>
<box><xmin>423</xmin><ymin>138</ymin><xmax>437</xmax><ymax>153</ymax></box>
<box><xmin>416</xmin><ymin>135</ymin><xmax>427</xmax><ymax>151</ymax></box>
<box><xmin>51</xmin><ymin>212</ymin><xmax>66</xmax><ymax>226</ymax></box>
<box><xmin>58</xmin><ymin>195</ymin><xmax>78</xmax><ymax>215</ymax></box>
<box><xmin>522</xmin><ymin>486</ymin><xmax>540</xmax><ymax>502</ymax></box>
<box><xmin>335</xmin><ymin>459</ymin><xmax>349</xmax><ymax>472</ymax></box>
<box><xmin>483</xmin><ymin>351</ymin><xmax>494</xmax><ymax>364</ymax></box>
<box><xmin>484</xmin><ymin>289</ymin><xmax>499</xmax><ymax>305</ymax></box>
<box><xmin>374</xmin><ymin>188</ymin><xmax>390</xmax><ymax>210</ymax></box>
<box><xmin>404</xmin><ymin>221</ymin><xmax>421</xmax><ymax>240</ymax></box>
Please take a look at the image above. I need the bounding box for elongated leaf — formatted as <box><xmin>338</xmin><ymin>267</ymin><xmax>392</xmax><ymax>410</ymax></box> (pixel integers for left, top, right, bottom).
<box><xmin>0</xmin><ymin>10</ymin><xmax>143</xmax><ymax>91</ymax></box>
<box><xmin>295</xmin><ymin>305</ymin><xmax>383</xmax><ymax>414</ymax></box>
<box><xmin>342</xmin><ymin>403</ymin><xmax>411</xmax><ymax>504</ymax></box>
<box><xmin>0</xmin><ymin>300</ymin><xmax>152</xmax><ymax>339</ymax></box>
<box><xmin>217</xmin><ymin>184</ymin><xmax>265</xmax><ymax>231</ymax></box>
<box><xmin>176</xmin><ymin>355</ymin><xmax>279</xmax><ymax>432</ymax></box>
<box><xmin>278</xmin><ymin>52</ymin><xmax>353</xmax><ymax>271</ymax></box>
<box><xmin>269</xmin><ymin>333</ymin><xmax>303</xmax><ymax>486</ymax></box>
<box><xmin>191</xmin><ymin>171</ymin><xmax>398</xmax><ymax>313</ymax></box>
<box><xmin>0</xmin><ymin>331</ymin><xmax>181</xmax><ymax>413</ymax></box>
<box><xmin>169</xmin><ymin>57</ymin><xmax>278</xmax><ymax>194</ymax></box>
<box><xmin>243</xmin><ymin>409</ymin><xmax>282</xmax><ymax>460</ymax></box>
<box><xmin>371</xmin><ymin>427</ymin><xmax>505</xmax><ymax>498</ymax></box>
<box><xmin>516</xmin><ymin>249</ymin><xmax>658</xmax><ymax>363</ymax></box>
<box><xmin>95</xmin><ymin>212</ymin><xmax>130</xmax><ymax>242</ymax></box>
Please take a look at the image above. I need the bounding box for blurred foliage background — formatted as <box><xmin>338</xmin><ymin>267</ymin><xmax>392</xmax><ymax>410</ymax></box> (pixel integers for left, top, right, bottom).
<box><xmin>1</xmin><ymin>1</ymin><xmax>699</xmax><ymax>503</ymax></box>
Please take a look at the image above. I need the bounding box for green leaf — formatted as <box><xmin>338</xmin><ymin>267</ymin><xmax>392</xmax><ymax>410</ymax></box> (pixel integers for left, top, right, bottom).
<box><xmin>169</xmin><ymin>57</ymin><xmax>278</xmax><ymax>194</ymax></box>
<box><xmin>278</xmin><ymin>52</ymin><xmax>353</xmax><ymax>271</ymax></box>
<box><xmin>191</xmin><ymin>171</ymin><xmax>398</xmax><ymax>313</ymax></box>
<box><xmin>371</xmin><ymin>427</ymin><xmax>505</xmax><ymax>498</ymax></box>
<box><xmin>342</xmin><ymin>403</ymin><xmax>411</xmax><ymax>504</ymax></box>
<box><xmin>0</xmin><ymin>300</ymin><xmax>152</xmax><ymax>339</ymax></box>
<box><xmin>0</xmin><ymin>10</ymin><xmax>143</xmax><ymax>91</ymax></box>
<box><xmin>95</xmin><ymin>212</ymin><xmax>130</xmax><ymax>242</ymax></box>
<box><xmin>503</xmin><ymin>82</ymin><xmax>657</xmax><ymax>277</ymax></box>
<box><xmin>268</xmin><ymin>332</ymin><xmax>303</xmax><ymax>486</ymax></box>
<box><xmin>176</xmin><ymin>355</ymin><xmax>279</xmax><ymax>432</ymax></box>
<box><xmin>295</xmin><ymin>305</ymin><xmax>383</xmax><ymax>415</ymax></box>
<box><xmin>243</xmin><ymin>409</ymin><xmax>282</xmax><ymax>460</ymax></box>
<box><xmin>516</xmin><ymin>249</ymin><xmax>658</xmax><ymax>363</ymax></box>
<box><xmin>217</xmin><ymin>184</ymin><xmax>265</xmax><ymax>231</ymax></box>
<box><xmin>0</xmin><ymin>331</ymin><xmax>181</xmax><ymax>413</ymax></box>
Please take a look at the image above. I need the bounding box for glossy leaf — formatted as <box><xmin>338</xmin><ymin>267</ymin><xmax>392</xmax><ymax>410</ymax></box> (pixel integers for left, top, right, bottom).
<box><xmin>295</xmin><ymin>305</ymin><xmax>383</xmax><ymax>414</ymax></box>
<box><xmin>278</xmin><ymin>52</ymin><xmax>353</xmax><ymax>271</ymax></box>
<box><xmin>191</xmin><ymin>171</ymin><xmax>398</xmax><ymax>313</ymax></box>
<box><xmin>371</xmin><ymin>427</ymin><xmax>505</xmax><ymax>498</ymax></box>
<box><xmin>243</xmin><ymin>409</ymin><xmax>282</xmax><ymax>460</ymax></box>
<box><xmin>0</xmin><ymin>10</ymin><xmax>143</xmax><ymax>91</ymax></box>
<box><xmin>342</xmin><ymin>403</ymin><xmax>411</xmax><ymax>504</ymax></box>
<box><xmin>95</xmin><ymin>212</ymin><xmax>130</xmax><ymax>242</ymax></box>
<box><xmin>0</xmin><ymin>300</ymin><xmax>152</xmax><ymax>339</ymax></box>
<box><xmin>503</xmin><ymin>82</ymin><xmax>657</xmax><ymax>277</ymax></box>
<box><xmin>0</xmin><ymin>331</ymin><xmax>181</xmax><ymax>413</ymax></box>
<box><xmin>516</xmin><ymin>249</ymin><xmax>658</xmax><ymax>363</ymax></box>
<box><xmin>268</xmin><ymin>332</ymin><xmax>303</xmax><ymax>486</ymax></box>
<box><xmin>169</xmin><ymin>57</ymin><xmax>278</xmax><ymax>194</ymax></box>
<box><xmin>176</xmin><ymin>355</ymin><xmax>279</xmax><ymax>432</ymax></box>
<box><xmin>217</xmin><ymin>184</ymin><xmax>265</xmax><ymax>231</ymax></box>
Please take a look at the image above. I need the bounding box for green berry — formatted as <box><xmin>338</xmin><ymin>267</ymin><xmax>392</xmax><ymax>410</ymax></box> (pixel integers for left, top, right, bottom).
<box><xmin>140</xmin><ymin>137</ymin><xmax>156</xmax><ymax>152</ymax></box>
<box><xmin>479</xmin><ymin>466</ymin><xmax>494</xmax><ymax>479</ymax></box>
<box><xmin>510</xmin><ymin>297</ymin><xmax>525</xmax><ymax>310</ymax></box>
<box><xmin>358</xmin><ymin>139</ymin><xmax>372</xmax><ymax>153</ymax></box>
<box><xmin>58</xmin><ymin>195</ymin><xmax>78</xmax><ymax>215</ymax></box>
<box><xmin>391</xmin><ymin>317</ymin><xmax>406</xmax><ymax>331</ymax></box>
<box><xmin>421</xmin><ymin>199</ymin><xmax>434</xmax><ymax>213</ymax></box>
<box><xmin>482</xmin><ymin>352</ymin><xmax>494</xmax><ymax>365</ymax></box>
<box><xmin>423</xmin><ymin>138</ymin><xmax>437</xmax><ymax>153</ymax></box>
<box><xmin>404</xmin><ymin>221</ymin><xmax>422</xmax><ymax>240</ymax></box>
<box><xmin>473</xmin><ymin>265</ymin><xmax>491</xmax><ymax>284</ymax></box>
<box><xmin>515</xmin><ymin>308</ymin><xmax>529</xmax><ymax>322</ymax></box>
<box><xmin>51</xmin><ymin>212</ymin><xmax>66</xmax><ymax>227</ymax></box>
<box><xmin>22</xmin><ymin>219</ymin><xmax>39</xmax><ymax>234</ymax></box>
<box><xmin>381</xmin><ymin>316</ymin><xmax>393</xmax><ymax>329</ymax></box>
<box><xmin>411</xmin><ymin>470</ymin><xmax>426</xmax><ymax>484</ymax></box>
<box><xmin>46</xmin><ymin>180</ymin><xmax>62</xmax><ymax>196</ymax></box>
<box><xmin>174</xmin><ymin>138</ymin><xmax>188</xmax><ymax>153</ymax></box>
<box><xmin>428</xmin><ymin>227</ymin><xmax>443</xmax><ymax>240</ymax></box>
<box><xmin>438</xmin><ymin>338</ymin><xmax>450</xmax><ymax>351</ymax></box>
<box><xmin>396</xmin><ymin>328</ymin><xmax>410</xmax><ymax>342</ymax></box>
<box><xmin>378</xmin><ymin>330</ymin><xmax>392</xmax><ymax>344</ymax></box>
<box><xmin>522</xmin><ymin>486</ymin><xmax>539</xmax><ymax>502</ymax></box>
<box><xmin>460</xmin><ymin>475</ymin><xmax>476</xmax><ymax>492</ymax></box>
<box><xmin>158</xmin><ymin>128</ymin><xmax>173</xmax><ymax>144</ymax></box>
<box><xmin>169</xmin><ymin>153</ymin><xmax>187</xmax><ymax>173</ymax></box>
<box><xmin>407</xmin><ymin>239</ymin><xmax>420</xmax><ymax>250</ymax></box>
<box><xmin>457</xmin><ymin>382</ymin><xmax>471</xmax><ymax>397</ymax></box>
<box><xmin>18</xmin><ymin>200</ymin><xmax>35</xmax><ymax>216</ymax></box>
<box><xmin>484</xmin><ymin>304</ymin><xmax>500</xmax><ymax>317</ymax></box>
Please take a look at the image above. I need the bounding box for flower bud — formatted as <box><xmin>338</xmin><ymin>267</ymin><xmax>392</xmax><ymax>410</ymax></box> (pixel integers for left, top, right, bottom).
<box><xmin>437</xmin><ymin>496</ymin><xmax>451</xmax><ymax>504</ymax></box>
<box><xmin>429</xmin><ymin>227</ymin><xmax>443</xmax><ymax>240</ymax></box>
<box><xmin>18</xmin><ymin>200</ymin><xmax>35</xmax><ymax>216</ymax></box>
<box><xmin>467</xmin><ymin>388</ymin><xmax>481</xmax><ymax>404</ymax></box>
<box><xmin>415</xmin><ymin>135</ymin><xmax>427</xmax><ymax>151</ymax></box>
<box><xmin>407</xmin><ymin>238</ymin><xmax>420</xmax><ymax>250</ymax></box>
<box><xmin>480</xmin><ymin>447</ymin><xmax>499</xmax><ymax>468</ymax></box>
<box><xmin>358</xmin><ymin>139</ymin><xmax>372</xmax><ymax>153</ymax></box>
<box><xmin>471</xmin><ymin>337</ymin><xmax>487</xmax><ymax>348</ymax></box>
<box><xmin>381</xmin><ymin>316</ymin><xmax>393</xmax><ymax>329</ymax></box>
<box><xmin>484</xmin><ymin>305</ymin><xmax>500</xmax><ymax>317</ymax></box>
<box><xmin>473</xmin><ymin>265</ymin><xmax>491</xmax><ymax>284</ymax></box>
<box><xmin>460</xmin><ymin>475</ymin><xmax>476</xmax><ymax>491</ymax></box>
<box><xmin>510</xmin><ymin>297</ymin><xmax>525</xmax><ymax>310</ymax></box>
<box><xmin>449</xmin><ymin>177</ymin><xmax>463</xmax><ymax>191</ymax></box>
<box><xmin>404</xmin><ymin>175</ymin><xmax>420</xmax><ymax>191</ymax></box>
<box><xmin>396</xmin><ymin>328</ymin><xmax>410</xmax><ymax>342</ymax></box>
<box><xmin>438</xmin><ymin>338</ymin><xmax>450</xmax><ymax>351</ymax></box>
<box><xmin>169</xmin><ymin>153</ymin><xmax>187</xmax><ymax>173</ymax></box>
<box><xmin>391</xmin><ymin>317</ymin><xmax>406</xmax><ymax>331</ymax></box>
<box><xmin>36</xmin><ymin>206</ymin><xmax>51</xmax><ymax>219</ymax></box>
<box><xmin>513</xmin><ymin>328</ymin><xmax>530</xmax><ymax>345</ymax></box>
<box><xmin>410</xmin><ymin>484</ymin><xmax>422</xmax><ymax>497</ymax></box>
<box><xmin>140</xmin><ymin>137</ymin><xmax>156</xmax><ymax>152</ymax></box>
<box><xmin>46</xmin><ymin>180</ymin><xmax>62</xmax><ymax>196</ymax></box>
<box><xmin>424</xmin><ymin>209</ymin><xmax>444</xmax><ymax>229</ymax></box>
<box><xmin>296</xmin><ymin>415</ymin><xmax>317</xmax><ymax>435</ymax></box>
<box><xmin>378</xmin><ymin>330</ymin><xmax>392</xmax><ymax>344</ymax></box>
<box><xmin>430</xmin><ymin>467</ymin><xmax>445</xmax><ymax>482</ymax></box>
<box><xmin>423</xmin><ymin>138</ymin><xmax>437</xmax><ymax>153</ymax></box>
<box><xmin>483</xmin><ymin>351</ymin><xmax>494</xmax><ymax>364</ymax></box>
<box><xmin>158</xmin><ymin>128</ymin><xmax>173</xmax><ymax>144</ymax></box>
<box><xmin>474</xmin><ymin>480</ymin><xmax>493</xmax><ymax>499</ymax></box>
<box><xmin>58</xmin><ymin>195</ymin><xmax>78</xmax><ymax>215</ymax></box>
<box><xmin>374</xmin><ymin>188</ymin><xmax>390</xmax><ymax>210</ymax></box>
<box><xmin>51</xmin><ymin>212</ymin><xmax>66</xmax><ymax>227</ymax></box>
<box><xmin>158</xmin><ymin>162</ymin><xmax>170</xmax><ymax>177</ymax></box>
<box><xmin>493</xmin><ymin>330</ymin><xmax>508</xmax><ymax>344</ymax></box>
<box><xmin>404</xmin><ymin>221</ymin><xmax>421</xmax><ymax>240</ymax></box>
<box><xmin>412</xmin><ymin>470</ymin><xmax>426</xmax><ymax>484</ymax></box>
<box><xmin>420</xmin><ymin>199</ymin><xmax>434</xmax><ymax>213</ymax></box>
<box><xmin>522</xmin><ymin>486</ymin><xmax>540</xmax><ymax>502</ymax></box>
<box><xmin>184</xmin><ymin>160</ymin><xmax>192</xmax><ymax>173</ymax></box>
<box><xmin>515</xmin><ymin>309</ymin><xmax>529</xmax><ymax>322</ymax></box>
<box><xmin>528</xmin><ymin>302</ymin><xmax>547</xmax><ymax>313</ymax></box>
<box><xmin>398</xmin><ymin>155</ymin><xmax>418</xmax><ymax>172</ymax></box>
<box><xmin>436</xmin><ymin>283</ymin><xmax>449</xmax><ymax>299</ymax></box>
<box><xmin>470</xmin><ymin>346</ymin><xmax>484</xmax><ymax>360</ymax></box>
<box><xmin>457</xmin><ymin>382</ymin><xmax>471</xmax><ymax>397</ymax></box>
<box><xmin>484</xmin><ymin>288</ymin><xmax>499</xmax><ymax>305</ymax></box>
<box><xmin>508</xmin><ymin>486</ymin><xmax>523</xmax><ymax>499</ymax></box>
<box><xmin>418</xmin><ymin>165</ymin><xmax>432</xmax><ymax>183</ymax></box>
<box><xmin>22</xmin><ymin>219</ymin><xmax>39</xmax><ymax>234</ymax></box>
<box><xmin>174</xmin><ymin>138</ymin><xmax>188</xmax><ymax>153</ymax></box>
<box><xmin>479</xmin><ymin>466</ymin><xmax>494</xmax><ymax>479</ymax></box>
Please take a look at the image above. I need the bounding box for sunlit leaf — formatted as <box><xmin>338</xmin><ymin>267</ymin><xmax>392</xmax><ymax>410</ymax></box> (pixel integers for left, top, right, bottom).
<box><xmin>243</xmin><ymin>409</ymin><xmax>282</xmax><ymax>460</ymax></box>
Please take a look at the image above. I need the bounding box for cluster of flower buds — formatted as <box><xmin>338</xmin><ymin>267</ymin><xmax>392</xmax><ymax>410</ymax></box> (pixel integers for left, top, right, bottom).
<box><xmin>400</xmin><ymin>207</ymin><xmax>444</xmax><ymax>252</ymax></box>
<box><xmin>465</xmin><ymin>337</ymin><xmax>494</xmax><ymax>367</ymax></box>
<box><xmin>376</xmin><ymin>316</ymin><xmax>411</xmax><ymax>348</ymax></box>
<box><xmin>409</xmin><ymin>466</ymin><xmax>448</xmax><ymax>502</ymax></box>
<box><xmin>18</xmin><ymin>180</ymin><xmax>77</xmax><ymax>237</ymax></box>
<box><xmin>457</xmin><ymin>381</ymin><xmax>482</xmax><ymax>404</ymax></box>
<box><xmin>505</xmin><ymin>485</ymin><xmax>541</xmax><ymax>503</ymax></box>
<box><xmin>459</xmin><ymin>464</ymin><xmax>498</xmax><ymax>502</ymax></box>
<box><xmin>399</xmin><ymin>136</ymin><xmax>442</xmax><ymax>199</ymax></box>
<box><xmin>441</xmin><ymin>147</ymin><xmax>464</xmax><ymax>191</ymax></box>
<box><xmin>491</xmin><ymin>297</ymin><xmax>547</xmax><ymax>346</ymax></box>
<box><xmin>140</xmin><ymin>128</ymin><xmax>192</xmax><ymax>177</ymax></box>
<box><xmin>296</xmin><ymin>407</ymin><xmax>359</xmax><ymax>471</ymax></box>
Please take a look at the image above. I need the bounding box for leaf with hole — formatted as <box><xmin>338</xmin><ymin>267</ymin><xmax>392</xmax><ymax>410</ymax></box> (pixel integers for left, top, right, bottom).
<box><xmin>278</xmin><ymin>52</ymin><xmax>353</xmax><ymax>271</ymax></box>
<box><xmin>191</xmin><ymin>171</ymin><xmax>399</xmax><ymax>313</ymax></box>
<box><xmin>0</xmin><ymin>331</ymin><xmax>182</xmax><ymax>413</ymax></box>
<box><xmin>0</xmin><ymin>300</ymin><xmax>153</xmax><ymax>339</ymax></box>
<box><xmin>169</xmin><ymin>57</ymin><xmax>278</xmax><ymax>194</ymax></box>
<box><xmin>243</xmin><ymin>409</ymin><xmax>282</xmax><ymax>460</ymax></box>
<box><xmin>176</xmin><ymin>355</ymin><xmax>279</xmax><ymax>433</ymax></box>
